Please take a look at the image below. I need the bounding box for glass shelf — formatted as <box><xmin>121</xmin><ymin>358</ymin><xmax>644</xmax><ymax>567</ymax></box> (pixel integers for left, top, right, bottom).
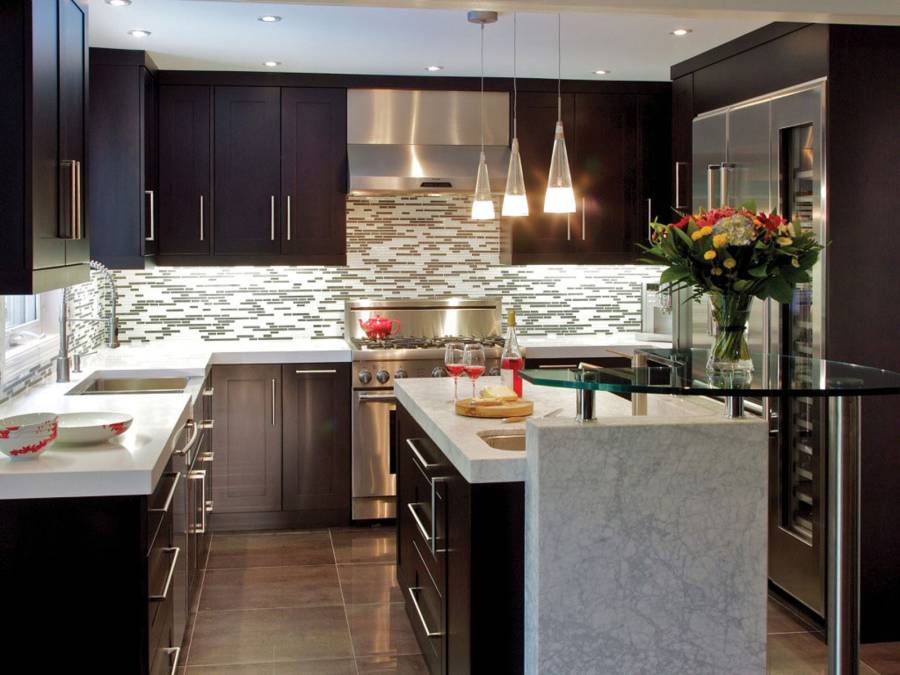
<box><xmin>520</xmin><ymin>349</ymin><xmax>900</xmax><ymax>397</ymax></box>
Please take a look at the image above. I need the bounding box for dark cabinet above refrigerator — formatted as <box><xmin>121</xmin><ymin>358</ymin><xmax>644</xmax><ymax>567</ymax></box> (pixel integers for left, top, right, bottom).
<box><xmin>0</xmin><ymin>0</ymin><xmax>90</xmax><ymax>293</ymax></box>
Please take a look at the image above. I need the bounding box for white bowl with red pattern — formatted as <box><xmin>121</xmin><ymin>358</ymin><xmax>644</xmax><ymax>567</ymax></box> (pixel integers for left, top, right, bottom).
<box><xmin>56</xmin><ymin>412</ymin><xmax>133</xmax><ymax>445</ymax></box>
<box><xmin>0</xmin><ymin>413</ymin><xmax>59</xmax><ymax>460</ymax></box>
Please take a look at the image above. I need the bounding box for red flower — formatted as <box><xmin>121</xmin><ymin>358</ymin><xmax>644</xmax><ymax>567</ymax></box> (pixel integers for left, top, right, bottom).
<box><xmin>672</xmin><ymin>215</ymin><xmax>692</xmax><ymax>229</ymax></box>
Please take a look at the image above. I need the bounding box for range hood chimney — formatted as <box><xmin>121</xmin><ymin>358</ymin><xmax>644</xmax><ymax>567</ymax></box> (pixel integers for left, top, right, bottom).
<box><xmin>347</xmin><ymin>89</ymin><xmax>510</xmax><ymax>194</ymax></box>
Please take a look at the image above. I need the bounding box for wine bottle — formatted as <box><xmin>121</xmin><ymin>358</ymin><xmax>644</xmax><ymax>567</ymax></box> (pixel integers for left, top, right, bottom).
<box><xmin>500</xmin><ymin>309</ymin><xmax>524</xmax><ymax>397</ymax></box>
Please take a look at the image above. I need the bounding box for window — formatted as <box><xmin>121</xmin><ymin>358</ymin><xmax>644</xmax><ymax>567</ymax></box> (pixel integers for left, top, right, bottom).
<box><xmin>5</xmin><ymin>295</ymin><xmax>41</xmax><ymax>347</ymax></box>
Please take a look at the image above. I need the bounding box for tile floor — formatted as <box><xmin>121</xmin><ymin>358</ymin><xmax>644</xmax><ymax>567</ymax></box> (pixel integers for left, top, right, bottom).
<box><xmin>181</xmin><ymin>525</ymin><xmax>900</xmax><ymax>674</ymax></box>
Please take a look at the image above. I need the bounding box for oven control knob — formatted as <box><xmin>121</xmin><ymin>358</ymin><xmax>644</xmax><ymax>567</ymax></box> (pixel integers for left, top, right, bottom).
<box><xmin>358</xmin><ymin>369</ymin><xmax>372</xmax><ymax>384</ymax></box>
<box><xmin>488</xmin><ymin>367</ymin><xmax>501</xmax><ymax>376</ymax></box>
<box><xmin>394</xmin><ymin>368</ymin><xmax>408</xmax><ymax>379</ymax></box>
<box><xmin>431</xmin><ymin>366</ymin><xmax>446</xmax><ymax>378</ymax></box>
<box><xmin>375</xmin><ymin>369</ymin><xmax>391</xmax><ymax>384</ymax></box>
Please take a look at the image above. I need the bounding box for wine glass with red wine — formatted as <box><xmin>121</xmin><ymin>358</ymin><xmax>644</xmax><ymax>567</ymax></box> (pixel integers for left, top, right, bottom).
<box><xmin>463</xmin><ymin>343</ymin><xmax>486</xmax><ymax>400</ymax></box>
<box><xmin>444</xmin><ymin>342</ymin><xmax>465</xmax><ymax>401</ymax></box>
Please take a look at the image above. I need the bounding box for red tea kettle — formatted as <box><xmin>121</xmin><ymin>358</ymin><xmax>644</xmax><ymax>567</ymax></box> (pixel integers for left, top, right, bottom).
<box><xmin>359</xmin><ymin>314</ymin><xmax>401</xmax><ymax>341</ymax></box>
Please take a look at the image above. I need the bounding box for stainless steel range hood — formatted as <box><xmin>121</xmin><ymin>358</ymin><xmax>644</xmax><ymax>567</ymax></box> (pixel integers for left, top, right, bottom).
<box><xmin>347</xmin><ymin>89</ymin><xmax>510</xmax><ymax>194</ymax></box>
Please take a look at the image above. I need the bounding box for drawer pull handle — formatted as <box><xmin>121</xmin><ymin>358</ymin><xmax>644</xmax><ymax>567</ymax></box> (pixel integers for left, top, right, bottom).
<box><xmin>188</xmin><ymin>469</ymin><xmax>207</xmax><ymax>534</ymax></box>
<box><xmin>406</xmin><ymin>438</ymin><xmax>438</xmax><ymax>470</ymax></box>
<box><xmin>203</xmin><ymin>387</ymin><xmax>214</xmax><ymax>397</ymax></box>
<box><xmin>150</xmin><ymin>546</ymin><xmax>180</xmax><ymax>601</ymax></box>
<box><xmin>198</xmin><ymin>419</ymin><xmax>215</xmax><ymax>430</ymax></box>
<box><xmin>407</xmin><ymin>502</ymin><xmax>432</xmax><ymax>545</ymax></box>
<box><xmin>165</xmin><ymin>646</ymin><xmax>181</xmax><ymax>675</ymax></box>
<box><xmin>173</xmin><ymin>420</ymin><xmax>200</xmax><ymax>457</ymax></box>
<box><xmin>407</xmin><ymin>586</ymin><xmax>442</xmax><ymax>638</ymax></box>
<box><xmin>149</xmin><ymin>472</ymin><xmax>180</xmax><ymax>514</ymax></box>
<box><xmin>295</xmin><ymin>369</ymin><xmax>337</xmax><ymax>374</ymax></box>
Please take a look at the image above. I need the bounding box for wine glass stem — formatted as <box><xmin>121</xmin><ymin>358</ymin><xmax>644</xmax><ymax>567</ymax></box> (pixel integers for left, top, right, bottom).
<box><xmin>454</xmin><ymin>376</ymin><xmax>459</xmax><ymax>401</ymax></box>
<box><xmin>471</xmin><ymin>379</ymin><xmax>476</xmax><ymax>399</ymax></box>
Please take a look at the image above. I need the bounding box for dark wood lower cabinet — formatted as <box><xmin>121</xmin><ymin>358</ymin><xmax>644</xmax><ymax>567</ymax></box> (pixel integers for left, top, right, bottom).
<box><xmin>396</xmin><ymin>404</ymin><xmax>524</xmax><ymax>675</ymax></box>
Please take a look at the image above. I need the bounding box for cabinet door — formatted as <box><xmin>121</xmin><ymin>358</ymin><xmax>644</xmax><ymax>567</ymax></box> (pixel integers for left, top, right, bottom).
<box><xmin>638</xmin><ymin>93</ymin><xmax>672</xmax><ymax>243</ymax></box>
<box><xmin>214</xmin><ymin>86</ymin><xmax>281</xmax><ymax>255</ymax></box>
<box><xmin>281</xmin><ymin>88</ymin><xmax>347</xmax><ymax>262</ymax></box>
<box><xmin>58</xmin><ymin>0</ymin><xmax>89</xmax><ymax>265</ymax></box>
<box><xmin>502</xmin><ymin>92</ymin><xmax>577</xmax><ymax>263</ymax></box>
<box><xmin>211</xmin><ymin>365</ymin><xmax>282</xmax><ymax>513</ymax></box>
<box><xmin>143</xmin><ymin>68</ymin><xmax>158</xmax><ymax>256</ymax></box>
<box><xmin>281</xmin><ymin>364</ymin><xmax>351</xmax><ymax>516</ymax></box>
<box><xmin>573</xmin><ymin>93</ymin><xmax>638</xmax><ymax>262</ymax></box>
<box><xmin>158</xmin><ymin>85</ymin><xmax>211</xmax><ymax>255</ymax></box>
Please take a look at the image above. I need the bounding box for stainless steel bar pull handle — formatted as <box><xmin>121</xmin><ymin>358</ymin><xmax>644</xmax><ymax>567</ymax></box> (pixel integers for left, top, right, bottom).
<box><xmin>74</xmin><ymin>160</ymin><xmax>83</xmax><ymax>240</ymax></box>
<box><xmin>199</xmin><ymin>195</ymin><xmax>205</xmax><ymax>241</ymax></box>
<box><xmin>271</xmin><ymin>378</ymin><xmax>276</xmax><ymax>426</ymax></box>
<box><xmin>149</xmin><ymin>546</ymin><xmax>181</xmax><ymax>601</ymax></box>
<box><xmin>406</xmin><ymin>438</ymin><xmax>438</xmax><ymax>470</ymax></box>
<box><xmin>430</xmin><ymin>476</ymin><xmax>446</xmax><ymax>555</ymax></box>
<box><xmin>172</xmin><ymin>420</ymin><xmax>199</xmax><ymax>456</ymax></box>
<box><xmin>674</xmin><ymin>161</ymin><xmax>688</xmax><ymax>209</ymax></box>
<box><xmin>286</xmin><ymin>195</ymin><xmax>292</xmax><ymax>241</ymax></box>
<box><xmin>295</xmin><ymin>369</ymin><xmax>337</xmax><ymax>375</ymax></box>
<box><xmin>647</xmin><ymin>198</ymin><xmax>653</xmax><ymax>242</ymax></box>
<box><xmin>706</xmin><ymin>164</ymin><xmax>722</xmax><ymax>210</ymax></box>
<box><xmin>720</xmin><ymin>162</ymin><xmax>736</xmax><ymax>208</ymax></box>
<box><xmin>165</xmin><ymin>647</ymin><xmax>181</xmax><ymax>675</ymax></box>
<box><xmin>149</xmin><ymin>472</ymin><xmax>181</xmax><ymax>514</ymax></box>
<box><xmin>407</xmin><ymin>587</ymin><xmax>442</xmax><ymax>637</ymax></box>
<box><xmin>407</xmin><ymin>502</ymin><xmax>432</xmax><ymax>545</ymax></box>
<box><xmin>582</xmin><ymin>197</ymin><xmax>586</xmax><ymax>240</ymax></box>
<box><xmin>61</xmin><ymin>160</ymin><xmax>82</xmax><ymax>240</ymax></box>
<box><xmin>270</xmin><ymin>195</ymin><xmax>276</xmax><ymax>241</ymax></box>
<box><xmin>566</xmin><ymin>212</ymin><xmax>571</xmax><ymax>241</ymax></box>
<box><xmin>145</xmin><ymin>190</ymin><xmax>155</xmax><ymax>241</ymax></box>
<box><xmin>188</xmin><ymin>469</ymin><xmax>207</xmax><ymax>534</ymax></box>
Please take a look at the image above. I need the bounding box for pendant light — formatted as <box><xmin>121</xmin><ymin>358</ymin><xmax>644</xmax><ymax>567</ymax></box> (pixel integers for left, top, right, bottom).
<box><xmin>544</xmin><ymin>14</ymin><xmax>576</xmax><ymax>214</ymax></box>
<box><xmin>502</xmin><ymin>13</ymin><xmax>528</xmax><ymax>217</ymax></box>
<box><xmin>469</xmin><ymin>11</ymin><xmax>497</xmax><ymax>221</ymax></box>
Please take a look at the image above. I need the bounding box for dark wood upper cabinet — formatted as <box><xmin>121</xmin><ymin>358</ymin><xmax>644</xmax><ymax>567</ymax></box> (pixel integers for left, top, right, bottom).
<box><xmin>158</xmin><ymin>85</ymin><xmax>211</xmax><ymax>255</ymax></box>
<box><xmin>88</xmin><ymin>49</ymin><xmax>158</xmax><ymax>269</ymax></box>
<box><xmin>211</xmin><ymin>365</ymin><xmax>282</xmax><ymax>514</ymax></box>
<box><xmin>0</xmin><ymin>0</ymin><xmax>90</xmax><ymax>293</ymax></box>
<box><xmin>281</xmin><ymin>364</ymin><xmax>351</xmax><ymax>519</ymax></box>
<box><xmin>214</xmin><ymin>86</ymin><xmax>281</xmax><ymax>256</ymax></box>
<box><xmin>280</xmin><ymin>88</ymin><xmax>347</xmax><ymax>263</ymax></box>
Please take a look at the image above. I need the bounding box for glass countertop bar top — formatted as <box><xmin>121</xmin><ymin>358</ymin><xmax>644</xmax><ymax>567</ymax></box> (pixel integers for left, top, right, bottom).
<box><xmin>520</xmin><ymin>349</ymin><xmax>900</xmax><ymax>397</ymax></box>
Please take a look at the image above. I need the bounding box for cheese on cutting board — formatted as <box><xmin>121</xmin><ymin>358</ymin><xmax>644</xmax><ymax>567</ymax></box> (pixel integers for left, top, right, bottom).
<box><xmin>479</xmin><ymin>384</ymin><xmax>519</xmax><ymax>401</ymax></box>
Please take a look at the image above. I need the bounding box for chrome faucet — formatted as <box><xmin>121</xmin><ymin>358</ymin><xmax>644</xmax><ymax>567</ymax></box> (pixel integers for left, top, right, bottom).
<box><xmin>56</xmin><ymin>260</ymin><xmax>120</xmax><ymax>383</ymax></box>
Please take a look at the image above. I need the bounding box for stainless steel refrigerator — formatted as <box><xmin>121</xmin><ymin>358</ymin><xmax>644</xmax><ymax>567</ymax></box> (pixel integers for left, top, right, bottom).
<box><xmin>684</xmin><ymin>80</ymin><xmax>828</xmax><ymax>617</ymax></box>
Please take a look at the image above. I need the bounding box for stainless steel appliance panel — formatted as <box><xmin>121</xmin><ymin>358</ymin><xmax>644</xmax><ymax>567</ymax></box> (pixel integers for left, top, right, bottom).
<box><xmin>691</xmin><ymin>112</ymin><xmax>727</xmax><ymax>213</ymax></box>
<box><xmin>352</xmin><ymin>390</ymin><xmax>397</xmax><ymax>520</ymax></box>
<box><xmin>346</xmin><ymin>297</ymin><xmax>501</xmax><ymax>343</ymax></box>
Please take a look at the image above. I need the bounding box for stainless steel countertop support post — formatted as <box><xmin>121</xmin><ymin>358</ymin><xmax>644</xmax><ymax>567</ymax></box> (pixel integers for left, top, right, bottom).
<box><xmin>827</xmin><ymin>396</ymin><xmax>861</xmax><ymax>675</ymax></box>
<box><xmin>631</xmin><ymin>351</ymin><xmax>648</xmax><ymax>416</ymax></box>
<box><xmin>576</xmin><ymin>388</ymin><xmax>595</xmax><ymax>422</ymax></box>
<box><xmin>724</xmin><ymin>396</ymin><xmax>744</xmax><ymax>418</ymax></box>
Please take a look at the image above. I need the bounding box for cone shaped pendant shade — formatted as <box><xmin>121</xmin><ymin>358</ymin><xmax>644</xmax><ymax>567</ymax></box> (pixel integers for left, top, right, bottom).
<box><xmin>502</xmin><ymin>138</ymin><xmax>528</xmax><ymax>217</ymax></box>
<box><xmin>471</xmin><ymin>151</ymin><xmax>495</xmax><ymax>220</ymax></box>
<box><xmin>544</xmin><ymin>121</ymin><xmax>576</xmax><ymax>213</ymax></box>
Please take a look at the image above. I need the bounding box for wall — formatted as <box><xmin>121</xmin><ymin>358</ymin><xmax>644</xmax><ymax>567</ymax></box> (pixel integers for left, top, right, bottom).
<box><xmin>113</xmin><ymin>195</ymin><xmax>662</xmax><ymax>342</ymax></box>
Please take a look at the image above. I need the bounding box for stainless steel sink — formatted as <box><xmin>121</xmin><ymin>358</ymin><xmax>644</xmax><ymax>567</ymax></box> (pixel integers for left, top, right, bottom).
<box><xmin>68</xmin><ymin>375</ymin><xmax>189</xmax><ymax>396</ymax></box>
<box><xmin>477</xmin><ymin>430</ymin><xmax>526</xmax><ymax>452</ymax></box>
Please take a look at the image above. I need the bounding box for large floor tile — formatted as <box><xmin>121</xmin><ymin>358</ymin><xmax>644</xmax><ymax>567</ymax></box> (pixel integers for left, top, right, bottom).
<box><xmin>862</xmin><ymin>642</ymin><xmax>900</xmax><ymax>675</ymax></box>
<box><xmin>187</xmin><ymin>606</ymin><xmax>353</xmax><ymax>666</ymax></box>
<box><xmin>200</xmin><ymin>565</ymin><xmax>342</xmax><ymax>611</ymax></box>
<box><xmin>768</xmin><ymin>598</ymin><xmax>821</xmax><ymax>635</ymax></box>
<box><xmin>207</xmin><ymin>531</ymin><xmax>335</xmax><ymax>569</ymax></box>
<box><xmin>338</xmin><ymin>563</ymin><xmax>404</xmax><ymax>605</ymax></box>
<box><xmin>187</xmin><ymin>664</ymin><xmax>274</xmax><ymax>674</ymax></box>
<box><xmin>186</xmin><ymin>660</ymin><xmax>357</xmax><ymax>675</ymax></box>
<box><xmin>331</xmin><ymin>527</ymin><xmax>396</xmax><ymax>564</ymax></box>
<box><xmin>346</xmin><ymin>603</ymin><xmax>420</xmax><ymax>658</ymax></box>
<box><xmin>356</xmin><ymin>654</ymin><xmax>430</xmax><ymax>674</ymax></box>
<box><xmin>768</xmin><ymin>632</ymin><xmax>879</xmax><ymax>675</ymax></box>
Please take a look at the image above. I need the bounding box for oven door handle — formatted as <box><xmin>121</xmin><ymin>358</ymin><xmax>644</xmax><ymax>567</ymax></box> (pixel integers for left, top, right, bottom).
<box><xmin>358</xmin><ymin>392</ymin><xmax>397</xmax><ymax>404</ymax></box>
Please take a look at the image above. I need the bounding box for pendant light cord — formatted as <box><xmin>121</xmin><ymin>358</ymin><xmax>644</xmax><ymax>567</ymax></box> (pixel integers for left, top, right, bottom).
<box><xmin>557</xmin><ymin>13</ymin><xmax>562</xmax><ymax>121</ymax></box>
<box><xmin>513</xmin><ymin>13</ymin><xmax>518</xmax><ymax>139</ymax></box>
<box><xmin>480</xmin><ymin>23</ymin><xmax>485</xmax><ymax>152</ymax></box>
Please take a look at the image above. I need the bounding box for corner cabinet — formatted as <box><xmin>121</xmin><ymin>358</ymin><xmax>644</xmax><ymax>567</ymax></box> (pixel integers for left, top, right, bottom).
<box><xmin>156</xmin><ymin>85</ymin><xmax>347</xmax><ymax>265</ymax></box>
<box><xmin>502</xmin><ymin>87</ymin><xmax>671</xmax><ymax>265</ymax></box>
<box><xmin>396</xmin><ymin>403</ymin><xmax>524</xmax><ymax>674</ymax></box>
<box><xmin>0</xmin><ymin>0</ymin><xmax>90</xmax><ymax>293</ymax></box>
<box><xmin>210</xmin><ymin>363</ymin><xmax>351</xmax><ymax>530</ymax></box>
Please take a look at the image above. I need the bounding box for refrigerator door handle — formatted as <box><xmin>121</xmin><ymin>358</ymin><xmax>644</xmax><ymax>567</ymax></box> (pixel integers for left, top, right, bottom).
<box><xmin>720</xmin><ymin>162</ymin><xmax>736</xmax><ymax>208</ymax></box>
<box><xmin>706</xmin><ymin>164</ymin><xmax>722</xmax><ymax>210</ymax></box>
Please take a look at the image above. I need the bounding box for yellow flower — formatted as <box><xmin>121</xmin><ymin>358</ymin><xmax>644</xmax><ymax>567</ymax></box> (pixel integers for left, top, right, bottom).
<box><xmin>791</xmin><ymin>257</ymin><xmax>800</xmax><ymax>268</ymax></box>
<box><xmin>703</xmin><ymin>250</ymin><xmax>716</xmax><ymax>261</ymax></box>
<box><xmin>691</xmin><ymin>225</ymin><xmax>713</xmax><ymax>241</ymax></box>
<box><xmin>713</xmin><ymin>233</ymin><xmax>729</xmax><ymax>248</ymax></box>
<box><xmin>711</xmin><ymin>267</ymin><xmax>723</xmax><ymax>276</ymax></box>
<box><xmin>776</xmin><ymin>236</ymin><xmax>793</xmax><ymax>246</ymax></box>
<box><xmin>723</xmin><ymin>258</ymin><xmax>737</xmax><ymax>270</ymax></box>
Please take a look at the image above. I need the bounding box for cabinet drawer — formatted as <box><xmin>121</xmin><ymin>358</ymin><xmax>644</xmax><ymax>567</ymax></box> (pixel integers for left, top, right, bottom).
<box><xmin>407</xmin><ymin>539</ymin><xmax>443</xmax><ymax>674</ymax></box>
<box><xmin>404</xmin><ymin>440</ymin><xmax>446</xmax><ymax>587</ymax></box>
<box><xmin>148</xmin><ymin>513</ymin><xmax>178</xmax><ymax>636</ymax></box>
<box><xmin>149</xmin><ymin>601</ymin><xmax>180</xmax><ymax>675</ymax></box>
<box><xmin>148</xmin><ymin>471</ymin><xmax>180</xmax><ymax>553</ymax></box>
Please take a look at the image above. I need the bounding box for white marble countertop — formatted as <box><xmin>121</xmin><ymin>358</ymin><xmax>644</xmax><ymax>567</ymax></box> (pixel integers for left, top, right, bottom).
<box><xmin>394</xmin><ymin>376</ymin><xmax>720</xmax><ymax>483</ymax></box>
<box><xmin>520</xmin><ymin>333</ymin><xmax>668</xmax><ymax>359</ymax></box>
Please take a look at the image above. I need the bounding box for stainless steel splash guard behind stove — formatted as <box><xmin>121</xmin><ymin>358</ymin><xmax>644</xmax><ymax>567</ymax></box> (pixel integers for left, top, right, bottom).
<box><xmin>347</xmin><ymin>298</ymin><xmax>503</xmax><ymax>520</ymax></box>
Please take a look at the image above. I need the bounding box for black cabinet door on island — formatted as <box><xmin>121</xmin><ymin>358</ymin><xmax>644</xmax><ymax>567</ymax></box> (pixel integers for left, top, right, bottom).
<box><xmin>396</xmin><ymin>403</ymin><xmax>524</xmax><ymax>674</ymax></box>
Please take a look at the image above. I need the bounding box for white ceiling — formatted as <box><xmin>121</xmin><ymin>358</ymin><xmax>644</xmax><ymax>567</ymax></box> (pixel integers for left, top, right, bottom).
<box><xmin>89</xmin><ymin>1</ymin><xmax>778</xmax><ymax>80</ymax></box>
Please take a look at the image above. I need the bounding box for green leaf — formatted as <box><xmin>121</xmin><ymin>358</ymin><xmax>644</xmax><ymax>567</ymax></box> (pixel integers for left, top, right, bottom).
<box><xmin>672</xmin><ymin>226</ymin><xmax>694</xmax><ymax>248</ymax></box>
<box><xmin>748</xmin><ymin>264</ymin><xmax>769</xmax><ymax>278</ymax></box>
<box><xmin>768</xmin><ymin>275</ymin><xmax>795</xmax><ymax>304</ymax></box>
<box><xmin>660</xmin><ymin>267</ymin><xmax>690</xmax><ymax>285</ymax></box>
<box><xmin>740</xmin><ymin>199</ymin><xmax>758</xmax><ymax>213</ymax></box>
<box><xmin>733</xmin><ymin>279</ymin><xmax>754</xmax><ymax>292</ymax></box>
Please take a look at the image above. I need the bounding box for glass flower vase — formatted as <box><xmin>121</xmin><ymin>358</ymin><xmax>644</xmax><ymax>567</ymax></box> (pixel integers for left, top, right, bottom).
<box><xmin>706</xmin><ymin>293</ymin><xmax>754</xmax><ymax>386</ymax></box>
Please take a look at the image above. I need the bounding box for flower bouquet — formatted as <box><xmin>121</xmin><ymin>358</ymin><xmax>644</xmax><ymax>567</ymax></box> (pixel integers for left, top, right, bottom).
<box><xmin>640</xmin><ymin>203</ymin><xmax>823</xmax><ymax>384</ymax></box>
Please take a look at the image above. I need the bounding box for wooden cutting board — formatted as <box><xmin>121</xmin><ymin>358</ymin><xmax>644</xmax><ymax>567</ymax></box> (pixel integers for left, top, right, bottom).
<box><xmin>455</xmin><ymin>398</ymin><xmax>534</xmax><ymax>418</ymax></box>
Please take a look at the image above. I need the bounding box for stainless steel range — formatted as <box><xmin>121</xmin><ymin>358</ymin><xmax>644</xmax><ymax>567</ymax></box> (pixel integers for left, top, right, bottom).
<box><xmin>347</xmin><ymin>298</ymin><xmax>503</xmax><ymax>520</ymax></box>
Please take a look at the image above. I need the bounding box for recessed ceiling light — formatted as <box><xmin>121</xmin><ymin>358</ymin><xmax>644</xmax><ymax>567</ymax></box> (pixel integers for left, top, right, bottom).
<box><xmin>127</xmin><ymin>29</ymin><xmax>151</xmax><ymax>38</ymax></box>
<box><xmin>670</xmin><ymin>28</ymin><xmax>692</xmax><ymax>36</ymax></box>
<box><xmin>106</xmin><ymin>0</ymin><xmax>132</xmax><ymax>6</ymax></box>
<box><xmin>263</xmin><ymin>61</ymin><xmax>282</xmax><ymax>68</ymax></box>
<box><xmin>593</xmin><ymin>69</ymin><xmax>611</xmax><ymax>75</ymax></box>
<box><xmin>426</xmin><ymin>65</ymin><xmax>444</xmax><ymax>72</ymax></box>
<box><xmin>258</xmin><ymin>15</ymin><xmax>282</xmax><ymax>23</ymax></box>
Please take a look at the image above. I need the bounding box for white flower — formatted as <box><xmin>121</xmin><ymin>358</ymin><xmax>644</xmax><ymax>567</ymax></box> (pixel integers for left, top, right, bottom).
<box><xmin>713</xmin><ymin>214</ymin><xmax>756</xmax><ymax>246</ymax></box>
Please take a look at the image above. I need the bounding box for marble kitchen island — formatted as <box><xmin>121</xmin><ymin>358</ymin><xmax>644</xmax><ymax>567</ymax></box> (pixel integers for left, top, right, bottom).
<box><xmin>394</xmin><ymin>376</ymin><xmax>768</xmax><ymax>675</ymax></box>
